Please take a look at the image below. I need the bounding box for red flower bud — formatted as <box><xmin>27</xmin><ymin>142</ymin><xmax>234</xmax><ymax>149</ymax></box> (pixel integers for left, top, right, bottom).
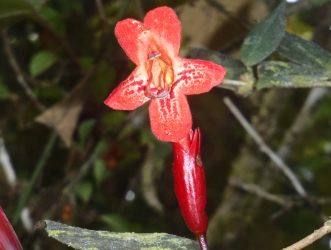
<box><xmin>0</xmin><ymin>208</ymin><xmax>22</xmax><ymax>250</ymax></box>
<box><xmin>172</xmin><ymin>128</ymin><xmax>208</xmax><ymax>250</ymax></box>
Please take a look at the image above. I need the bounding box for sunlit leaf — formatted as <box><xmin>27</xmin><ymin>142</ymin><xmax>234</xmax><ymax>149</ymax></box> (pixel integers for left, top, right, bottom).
<box><xmin>29</xmin><ymin>51</ymin><xmax>58</xmax><ymax>77</ymax></box>
<box><xmin>45</xmin><ymin>220</ymin><xmax>199</xmax><ymax>250</ymax></box>
<box><xmin>240</xmin><ymin>2</ymin><xmax>286</xmax><ymax>66</ymax></box>
<box><xmin>256</xmin><ymin>61</ymin><xmax>331</xmax><ymax>89</ymax></box>
<box><xmin>278</xmin><ymin>33</ymin><xmax>331</xmax><ymax>71</ymax></box>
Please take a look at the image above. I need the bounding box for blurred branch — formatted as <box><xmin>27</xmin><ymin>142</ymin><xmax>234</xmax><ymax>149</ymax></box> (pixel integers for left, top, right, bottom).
<box><xmin>229</xmin><ymin>178</ymin><xmax>292</xmax><ymax>208</ymax></box>
<box><xmin>141</xmin><ymin>142</ymin><xmax>166</xmax><ymax>214</ymax></box>
<box><xmin>95</xmin><ymin>0</ymin><xmax>108</xmax><ymax>23</ymax></box>
<box><xmin>277</xmin><ymin>88</ymin><xmax>328</xmax><ymax>159</ymax></box>
<box><xmin>0</xmin><ymin>136</ymin><xmax>17</xmax><ymax>188</ymax></box>
<box><xmin>205</xmin><ymin>0</ymin><xmax>249</xmax><ymax>30</ymax></box>
<box><xmin>283</xmin><ymin>220</ymin><xmax>331</xmax><ymax>250</ymax></box>
<box><xmin>133</xmin><ymin>0</ymin><xmax>145</xmax><ymax>19</ymax></box>
<box><xmin>223</xmin><ymin>97</ymin><xmax>307</xmax><ymax>197</ymax></box>
<box><xmin>2</xmin><ymin>30</ymin><xmax>46</xmax><ymax>111</ymax></box>
<box><xmin>13</xmin><ymin>131</ymin><xmax>57</xmax><ymax>224</ymax></box>
<box><xmin>63</xmin><ymin>141</ymin><xmax>105</xmax><ymax>193</ymax></box>
<box><xmin>32</xmin><ymin>12</ymin><xmax>80</xmax><ymax>67</ymax></box>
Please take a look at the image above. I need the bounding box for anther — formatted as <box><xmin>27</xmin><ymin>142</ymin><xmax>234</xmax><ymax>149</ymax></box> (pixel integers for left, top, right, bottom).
<box><xmin>148</xmin><ymin>51</ymin><xmax>161</xmax><ymax>60</ymax></box>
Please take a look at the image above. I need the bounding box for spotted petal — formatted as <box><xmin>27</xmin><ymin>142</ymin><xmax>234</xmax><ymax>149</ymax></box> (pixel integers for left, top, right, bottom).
<box><xmin>149</xmin><ymin>92</ymin><xmax>191</xmax><ymax>142</ymax></box>
<box><xmin>144</xmin><ymin>6</ymin><xmax>181</xmax><ymax>57</ymax></box>
<box><xmin>114</xmin><ymin>18</ymin><xmax>149</xmax><ymax>65</ymax></box>
<box><xmin>175</xmin><ymin>58</ymin><xmax>226</xmax><ymax>95</ymax></box>
<box><xmin>104</xmin><ymin>67</ymin><xmax>149</xmax><ymax>110</ymax></box>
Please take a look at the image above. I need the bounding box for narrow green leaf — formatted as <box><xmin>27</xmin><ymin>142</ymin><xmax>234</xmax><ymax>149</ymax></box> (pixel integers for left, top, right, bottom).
<box><xmin>240</xmin><ymin>2</ymin><xmax>286</xmax><ymax>66</ymax></box>
<box><xmin>29</xmin><ymin>51</ymin><xmax>58</xmax><ymax>77</ymax></box>
<box><xmin>0</xmin><ymin>0</ymin><xmax>33</xmax><ymax>19</ymax></box>
<box><xmin>256</xmin><ymin>61</ymin><xmax>331</xmax><ymax>89</ymax></box>
<box><xmin>45</xmin><ymin>220</ymin><xmax>199</xmax><ymax>250</ymax></box>
<box><xmin>278</xmin><ymin>33</ymin><xmax>331</xmax><ymax>71</ymax></box>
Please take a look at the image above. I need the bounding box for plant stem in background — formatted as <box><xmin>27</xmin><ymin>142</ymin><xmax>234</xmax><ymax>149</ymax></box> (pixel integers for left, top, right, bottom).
<box><xmin>13</xmin><ymin>132</ymin><xmax>57</xmax><ymax>224</ymax></box>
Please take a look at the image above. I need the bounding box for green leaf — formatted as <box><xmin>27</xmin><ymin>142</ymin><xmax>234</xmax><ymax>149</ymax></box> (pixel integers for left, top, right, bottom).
<box><xmin>0</xmin><ymin>78</ymin><xmax>10</xmax><ymax>99</ymax></box>
<box><xmin>73</xmin><ymin>182</ymin><xmax>93</xmax><ymax>203</ymax></box>
<box><xmin>29</xmin><ymin>51</ymin><xmax>58</xmax><ymax>77</ymax></box>
<box><xmin>0</xmin><ymin>0</ymin><xmax>33</xmax><ymax>19</ymax></box>
<box><xmin>100</xmin><ymin>214</ymin><xmax>132</xmax><ymax>232</ymax></box>
<box><xmin>240</xmin><ymin>2</ymin><xmax>286</xmax><ymax>66</ymax></box>
<box><xmin>278</xmin><ymin>33</ymin><xmax>331</xmax><ymax>71</ymax></box>
<box><xmin>40</xmin><ymin>6</ymin><xmax>65</xmax><ymax>34</ymax></box>
<box><xmin>45</xmin><ymin>220</ymin><xmax>199</xmax><ymax>250</ymax></box>
<box><xmin>256</xmin><ymin>61</ymin><xmax>331</xmax><ymax>89</ymax></box>
<box><xmin>93</xmin><ymin>159</ymin><xmax>108</xmax><ymax>185</ymax></box>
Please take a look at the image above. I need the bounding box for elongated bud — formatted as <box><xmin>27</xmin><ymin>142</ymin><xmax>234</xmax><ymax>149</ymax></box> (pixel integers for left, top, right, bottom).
<box><xmin>0</xmin><ymin>208</ymin><xmax>23</xmax><ymax>250</ymax></box>
<box><xmin>172</xmin><ymin>128</ymin><xmax>208</xmax><ymax>250</ymax></box>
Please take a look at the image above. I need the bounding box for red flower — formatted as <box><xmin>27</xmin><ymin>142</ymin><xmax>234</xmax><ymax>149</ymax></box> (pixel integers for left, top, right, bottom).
<box><xmin>172</xmin><ymin>128</ymin><xmax>208</xmax><ymax>249</ymax></box>
<box><xmin>104</xmin><ymin>6</ymin><xmax>226</xmax><ymax>142</ymax></box>
<box><xmin>0</xmin><ymin>208</ymin><xmax>23</xmax><ymax>250</ymax></box>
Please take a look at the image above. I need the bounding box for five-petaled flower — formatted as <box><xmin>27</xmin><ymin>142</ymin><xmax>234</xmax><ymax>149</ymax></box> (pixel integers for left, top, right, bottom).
<box><xmin>104</xmin><ymin>6</ymin><xmax>226</xmax><ymax>142</ymax></box>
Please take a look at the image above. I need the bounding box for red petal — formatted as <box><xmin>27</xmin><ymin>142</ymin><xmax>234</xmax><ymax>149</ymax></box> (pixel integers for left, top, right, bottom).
<box><xmin>0</xmin><ymin>208</ymin><xmax>23</xmax><ymax>250</ymax></box>
<box><xmin>104</xmin><ymin>67</ymin><xmax>149</xmax><ymax>110</ymax></box>
<box><xmin>149</xmin><ymin>93</ymin><xmax>191</xmax><ymax>142</ymax></box>
<box><xmin>114</xmin><ymin>18</ymin><xmax>149</xmax><ymax>65</ymax></box>
<box><xmin>144</xmin><ymin>6</ymin><xmax>181</xmax><ymax>56</ymax></box>
<box><xmin>175</xmin><ymin>58</ymin><xmax>226</xmax><ymax>95</ymax></box>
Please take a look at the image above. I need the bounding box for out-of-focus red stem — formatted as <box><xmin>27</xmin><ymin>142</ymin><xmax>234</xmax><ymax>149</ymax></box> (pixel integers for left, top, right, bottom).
<box><xmin>172</xmin><ymin>128</ymin><xmax>208</xmax><ymax>249</ymax></box>
<box><xmin>0</xmin><ymin>207</ymin><xmax>23</xmax><ymax>250</ymax></box>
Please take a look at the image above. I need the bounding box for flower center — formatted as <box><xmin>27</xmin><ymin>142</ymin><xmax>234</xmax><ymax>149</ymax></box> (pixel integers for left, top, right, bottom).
<box><xmin>145</xmin><ymin>50</ymin><xmax>174</xmax><ymax>99</ymax></box>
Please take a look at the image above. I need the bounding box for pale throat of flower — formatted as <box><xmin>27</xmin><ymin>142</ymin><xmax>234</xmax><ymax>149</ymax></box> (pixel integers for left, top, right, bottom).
<box><xmin>145</xmin><ymin>47</ymin><xmax>175</xmax><ymax>99</ymax></box>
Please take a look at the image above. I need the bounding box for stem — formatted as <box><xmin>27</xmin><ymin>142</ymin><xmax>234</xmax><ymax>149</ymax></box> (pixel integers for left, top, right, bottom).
<box><xmin>283</xmin><ymin>220</ymin><xmax>331</xmax><ymax>250</ymax></box>
<box><xmin>197</xmin><ymin>234</ymin><xmax>208</xmax><ymax>250</ymax></box>
<box><xmin>13</xmin><ymin>132</ymin><xmax>57</xmax><ymax>224</ymax></box>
